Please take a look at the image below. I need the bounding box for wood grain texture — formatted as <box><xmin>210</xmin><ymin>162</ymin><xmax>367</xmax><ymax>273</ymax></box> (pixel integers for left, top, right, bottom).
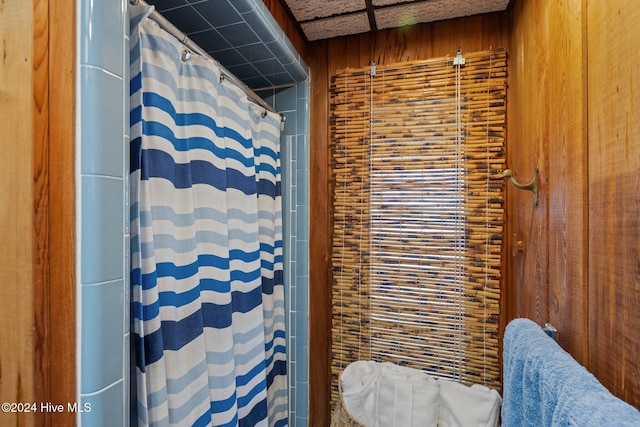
<box><xmin>302</xmin><ymin>0</ymin><xmax>640</xmax><ymax>416</ymax></box>
<box><xmin>306</xmin><ymin>40</ymin><xmax>333</xmax><ymax>427</ymax></box>
<box><xmin>544</xmin><ymin>0</ymin><xmax>588</xmax><ymax>363</ymax></box>
<box><xmin>306</xmin><ymin>14</ymin><xmax>508</xmax><ymax>424</ymax></box>
<box><xmin>508</xmin><ymin>0</ymin><xmax>588</xmax><ymax>363</ymax></box>
<box><xmin>508</xmin><ymin>0</ymin><xmax>550</xmax><ymax>329</ymax></box>
<box><xmin>48</xmin><ymin>0</ymin><xmax>77</xmax><ymax>423</ymax></box>
<box><xmin>587</xmin><ymin>0</ymin><xmax>640</xmax><ymax>407</ymax></box>
<box><xmin>323</xmin><ymin>12</ymin><xmax>508</xmax><ymax>72</ymax></box>
<box><xmin>32</xmin><ymin>0</ymin><xmax>51</xmax><ymax>424</ymax></box>
<box><xmin>509</xmin><ymin>0</ymin><xmax>640</xmax><ymax>409</ymax></box>
<box><xmin>0</xmin><ymin>0</ymin><xmax>76</xmax><ymax>425</ymax></box>
<box><xmin>0</xmin><ymin>1</ymin><xmax>37</xmax><ymax>426</ymax></box>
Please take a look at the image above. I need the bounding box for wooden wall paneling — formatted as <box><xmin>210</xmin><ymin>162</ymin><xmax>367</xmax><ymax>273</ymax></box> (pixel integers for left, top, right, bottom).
<box><xmin>307</xmin><ymin>13</ymin><xmax>509</xmax><ymax>424</ymax></box>
<box><xmin>509</xmin><ymin>0</ymin><xmax>640</xmax><ymax>408</ymax></box>
<box><xmin>316</xmin><ymin>12</ymin><xmax>510</xmax><ymax>74</ymax></box>
<box><xmin>326</xmin><ymin>37</ymin><xmax>353</xmax><ymax>75</ymax></box>
<box><xmin>0</xmin><ymin>0</ymin><xmax>37</xmax><ymax>425</ymax></box>
<box><xmin>431</xmin><ymin>15</ymin><xmax>483</xmax><ymax>56</ymax></box>
<box><xmin>49</xmin><ymin>0</ymin><xmax>77</xmax><ymax>422</ymax></box>
<box><xmin>369</xmin><ymin>26</ymin><xmax>430</xmax><ymax>65</ymax></box>
<box><xmin>306</xmin><ymin>40</ymin><xmax>332</xmax><ymax>427</ymax></box>
<box><xmin>33</xmin><ymin>0</ymin><xmax>51</xmax><ymax>423</ymax></box>
<box><xmin>508</xmin><ymin>0</ymin><xmax>588</xmax><ymax>362</ymax></box>
<box><xmin>308</xmin><ymin>0</ymin><xmax>640</xmax><ymax>415</ymax></box>
<box><xmin>507</xmin><ymin>0</ymin><xmax>551</xmax><ymax>329</ymax></box>
<box><xmin>587</xmin><ymin>0</ymin><xmax>640</xmax><ymax>407</ymax></box>
<box><xmin>1</xmin><ymin>0</ymin><xmax>76</xmax><ymax>425</ymax></box>
<box><xmin>544</xmin><ymin>0</ymin><xmax>588</xmax><ymax>363</ymax></box>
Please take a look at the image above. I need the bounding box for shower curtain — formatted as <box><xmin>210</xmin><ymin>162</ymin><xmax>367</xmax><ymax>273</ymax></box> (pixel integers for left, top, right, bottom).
<box><xmin>130</xmin><ymin>7</ymin><xmax>286</xmax><ymax>427</ymax></box>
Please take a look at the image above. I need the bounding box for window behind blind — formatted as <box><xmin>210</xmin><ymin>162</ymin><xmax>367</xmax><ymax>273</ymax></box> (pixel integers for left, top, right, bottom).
<box><xmin>330</xmin><ymin>49</ymin><xmax>507</xmax><ymax>403</ymax></box>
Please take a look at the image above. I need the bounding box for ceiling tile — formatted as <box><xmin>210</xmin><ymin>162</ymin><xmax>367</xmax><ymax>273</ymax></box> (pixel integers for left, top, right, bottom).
<box><xmin>301</xmin><ymin>12</ymin><xmax>371</xmax><ymax>41</ymax></box>
<box><xmin>285</xmin><ymin>0</ymin><xmax>366</xmax><ymax>22</ymax></box>
<box><xmin>160</xmin><ymin>6</ymin><xmax>212</xmax><ymax>33</ymax></box>
<box><xmin>216</xmin><ymin>22</ymin><xmax>261</xmax><ymax>47</ymax></box>
<box><xmin>375</xmin><ymin>0</ymin><xmax>509</xmax><ymax>30</ymax></box>
<box><xmin>205</xmin><ymin>48</ymin><xmax>246</xmax><ymax>67</ymax></box>
<box><xmin>371</xmin><ymin>0</ymin><xmax>412</xmax><ymax>5</ymax></box>
<box><xmin>192</xmin><ymin>1</ymin><xmax>243</xmax><ymax>27</ymax></box>
<box><xmin>188</xmin><ymin>29</ymin><xmax>232</xmax><ymax>53</ymax></box>
<box><xmin>146</xmin><ymin>0</ymin><xmax>188</xmax><ymax>12</ymax></box>
<box><xmin>236</xmin><ymin>43</ymin><xmax>278</xmax><ymax>62</ymax></box>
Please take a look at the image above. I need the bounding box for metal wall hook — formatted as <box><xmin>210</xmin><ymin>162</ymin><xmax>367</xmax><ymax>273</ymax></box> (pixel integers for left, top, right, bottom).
<box><xmin>493</xmin><ymin>166</ymin><xmax>539</xmax><ymax>206</ymax></box>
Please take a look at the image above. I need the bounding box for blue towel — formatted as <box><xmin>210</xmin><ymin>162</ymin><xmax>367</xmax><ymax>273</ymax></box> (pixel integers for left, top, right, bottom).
<box><xmin>502</xmin><ymin>318</ymin><xmax>640</xmax><ymax>427</ymax></box>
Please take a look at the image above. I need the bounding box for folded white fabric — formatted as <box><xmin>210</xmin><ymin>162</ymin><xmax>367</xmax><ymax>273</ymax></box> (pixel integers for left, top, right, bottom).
<box><xmin>340</xmin><ymin>361</ymin><xmax>440</xmax><ymax>427</ymax></box>
<box><xmin>437</xmin><ymin>378</ymin><xmax>502</xmax><ymax>427</ymax></box>
<box><xmin>341</xmin><ymin>360</ymin><xmax>381</xmax><ymax>426</ymax></box>
<box><xmin>375</xmin><ymin>363</ymin><xmax>440</xmax><ymax>427</ymax></box>
<box><xmin>340</xmin><ymin>361</ymin><xmax>501</xmax><ymax>427</ymax></box>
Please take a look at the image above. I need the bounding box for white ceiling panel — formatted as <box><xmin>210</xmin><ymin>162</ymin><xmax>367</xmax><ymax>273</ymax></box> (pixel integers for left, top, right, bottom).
<box><xmin>285</xmin><ymin>0</ymin><xmax>367</xmax><ymax>22</ymax></box>
<box><xmin>282</xmin><ymin>0</ymin><xmax>511</xmax><ymax>41</ymax></box>
<box><xmin>376</xmin><ymin>0</ymin><xmax>509</xmax><ymax>30</ymax></box>
<box><xmin>301</xmin><ymin>12</ymin><xmax>372</xmax><ymax>41</ymax></box>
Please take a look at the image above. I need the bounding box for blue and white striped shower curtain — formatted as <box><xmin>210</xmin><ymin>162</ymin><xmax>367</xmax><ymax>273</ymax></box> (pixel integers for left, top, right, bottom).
<box><xmin>130</xmin><ymin>8</ymin><xmax>287</xmax><ymax>426</ymax></box>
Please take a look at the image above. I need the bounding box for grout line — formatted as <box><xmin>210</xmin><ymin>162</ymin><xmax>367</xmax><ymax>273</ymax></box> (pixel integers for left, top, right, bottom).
<box><xmin>81</xmin><ymin>378</ymin><xmax>125</xmax><ymax>398</ymax></box>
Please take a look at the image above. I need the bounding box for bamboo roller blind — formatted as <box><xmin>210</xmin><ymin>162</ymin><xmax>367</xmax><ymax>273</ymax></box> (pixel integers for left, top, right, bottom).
<box><xmin>330</xmin><ymin>49</ymin><xmax>507</xmax><ymax>403</ymax></box>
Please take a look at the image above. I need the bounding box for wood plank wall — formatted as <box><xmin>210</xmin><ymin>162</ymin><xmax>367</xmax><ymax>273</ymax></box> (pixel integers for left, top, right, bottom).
<box><xmin>227</xmin><ymin>0</ymin><xmax>640</xmax><ymax>418</ymax></box>
<box><xmin>306</xmin><ymin>14</ymin><xmax>509</xmax><ymax>425</ymax></box>
<box><xmin>507</xmin><ymin>0</ymin><xmax>588</xmax><ymax>361</ymax></box>
<box><xmin>508</xmin><ymin>0</ymin><xmax>640</xmax><ymax>408</ymax></box>
<box><xmin>586</xmin><ymin>0</ymin><xmax>640</xmax><ymax>406</ymax></box>
<box><xmin>0</xmin><ymin>0</ymin><xmax>76</xmax><ymax>425</ymax></box>
<box><xmin>1</xmin><ymin>1</ymin><xmax>38</xmax><ymax>424</ymax></box>
<box><xmin>49</xmin><ymin>1</ymin><xmax>77</xmax><ymax>424</ymax></box>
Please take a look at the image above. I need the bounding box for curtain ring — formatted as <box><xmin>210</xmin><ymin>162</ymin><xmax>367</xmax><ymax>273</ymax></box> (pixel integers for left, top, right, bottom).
<box><xmin>261</xmin><ymin>110</ymin><xmax>268</xmax><ymax>118</ymax></box>
<box><xmin>181</xmin><ymin>49</ymin><xmax>192</xmax><ymax>62</ymax></box>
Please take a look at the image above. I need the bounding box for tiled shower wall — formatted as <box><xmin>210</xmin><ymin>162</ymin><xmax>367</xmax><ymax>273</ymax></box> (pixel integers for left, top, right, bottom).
<box><xmin>77</xmin><ymin>0</ymin><xmax>129</xmax><ymax>425</ymax></box>
<box><xmin>260</xmin><ymin>83</ymin><xmax>311</xmax><ymax>426</ymax></box>
<box><xmin>76</xmin><ymin>0</ymin><xmax>309</xmax><ymax>425</ymax></box>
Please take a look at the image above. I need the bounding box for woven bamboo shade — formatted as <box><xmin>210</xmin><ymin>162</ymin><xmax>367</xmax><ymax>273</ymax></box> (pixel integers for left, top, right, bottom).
<box><xmin>330</xmin><ymin>49</ymin><xmax>507</xmax><ymax>406</ymax></box>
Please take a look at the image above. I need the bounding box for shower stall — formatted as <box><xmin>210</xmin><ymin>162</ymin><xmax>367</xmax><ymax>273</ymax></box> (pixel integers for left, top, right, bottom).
<box><xmin>76</xmin><ymin>0</ymin><xmax>310</xmax><ymax>424</ymax></box>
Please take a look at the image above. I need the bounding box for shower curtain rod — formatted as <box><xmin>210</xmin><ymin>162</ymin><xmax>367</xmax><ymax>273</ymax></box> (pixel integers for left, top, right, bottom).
<box><xmin>131</xmin><ymin>0</ymin><xmax>282</xmax><ymax>119</ymax></box>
